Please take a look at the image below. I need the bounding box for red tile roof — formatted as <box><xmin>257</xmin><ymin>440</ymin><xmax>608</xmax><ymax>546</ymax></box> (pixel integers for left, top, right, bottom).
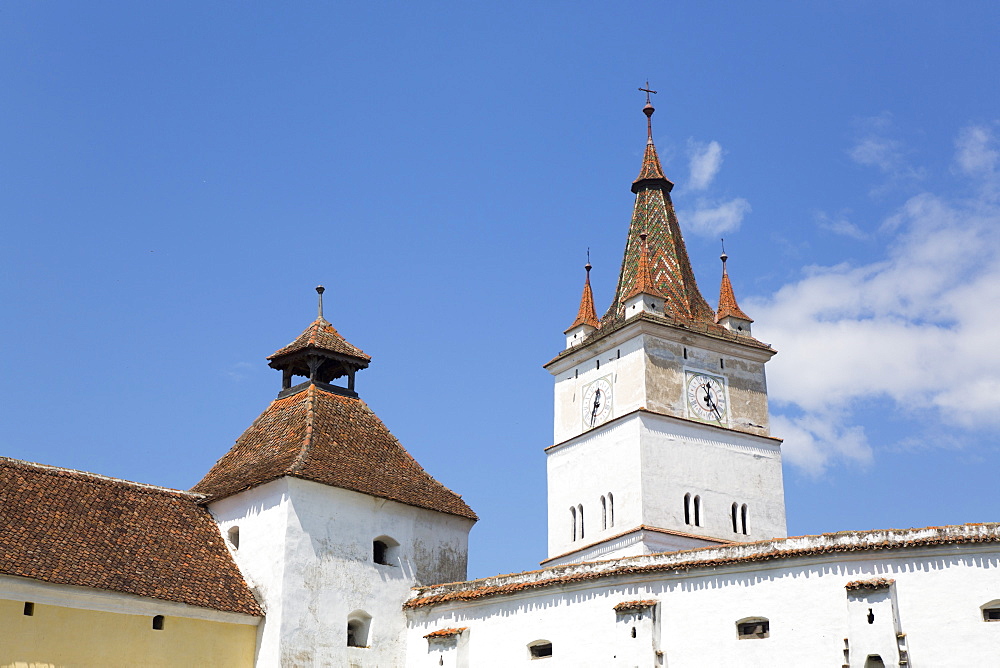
<box><xmin>623</xmin><ymin>233</ymin><xmax>666</xmax><ymax>301</ymax></box>
<box><xmin>614</xmin><ymin>599</ymin><xmax>658</xmax><ymax>612</ymax></box>
<box><xmin>565</xmin><ymin>265</ymin><xmax>600</xmax><ymax>332</ymax></box>
<box><xmin>0</xmin><ymin>458</ymin><xmax>261</xmax><ymax>616</ymax></box>
<box><xmin>192</xmin><ymin>384</ymin><xmax>477</xmax><ymax>520</ymax></box>
<box><xmin>406</xmin><ymin>523</ymin><xmax>1000</xmax><ymax>609</ymax></box>
<box><xmin>716</xmin><ymin>262</ymin><xmax>753</xmax><ymax>323</ymax></box>
<box><xmin>424</xmin><ymin>627</ymin><xmax>467</xmax><ymax>638</ymax></box>
<box><xmin>606</xmin><ymin>159</ymin><xmax>716</xmax><ymax>327</ymax></box>
<box><xmin>845</xmin><ymin>577</ymin><xmax>895</xmax><ymax>591</ymax></box>
<box><xmin>267</xmin><ymin>317</ymin><xmax>370</xmax><ymax>363</ymax></box>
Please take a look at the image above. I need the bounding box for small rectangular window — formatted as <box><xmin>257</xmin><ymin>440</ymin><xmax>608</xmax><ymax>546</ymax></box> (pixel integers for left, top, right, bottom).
<box><xmin>737</xmin><ymin>620</ymin><xmax>769</xmax><ymax>639</ymax></box>
<box><xmin>984</xmin><ymin>608</ymin><xmax>1000</xmax><ymax>621</ymax></box>
<box><xmin>23</xmin><ymin>602</ymin><xmax>34</xmax><ymax>616</ymax></box>
<box><xmin>152</xmin><ymin>615</ymin><xmax>165</xmax><ymax>630</ymax></box>
<box><xmin>529</xmin><ymin>642</ymin><xmax>552</xmax><ymax>658</ymax></box>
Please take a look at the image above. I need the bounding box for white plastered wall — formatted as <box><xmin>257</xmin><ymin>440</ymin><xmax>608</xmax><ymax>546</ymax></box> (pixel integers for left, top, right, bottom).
<box><xmin>209</xmin><ymin>477</ymin><xmax>474</xmax><ymax>667</ymax></box>
<box><xmin>405</xmin><ymin>545</ymin><xmax>1000</xmax><ymax>667</ymax></box>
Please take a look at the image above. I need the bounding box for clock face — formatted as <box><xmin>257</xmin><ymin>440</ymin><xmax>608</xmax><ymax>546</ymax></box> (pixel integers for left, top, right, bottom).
<box><xmin>686</xmin><ymin>372</ymin><xmax>727</xmax><ymax>423</ymax></box>
<box><xmin>582</xmin><ymin>376</ymin><xmax>613</xmax><ymax>429</ymax></box>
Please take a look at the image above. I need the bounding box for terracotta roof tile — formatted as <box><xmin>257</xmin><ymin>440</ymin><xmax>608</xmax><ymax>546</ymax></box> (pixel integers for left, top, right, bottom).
<box><xmin>0</xmin><ymin>458</ymin><xmax>261</xmax><ymax>616</ymax></box>
<box><xmin>623</xmin><ymin>233</ymin><xmax>666</xmax><ymax>301</ymax></box>
<box><xmin>406</xmin><ymin>523</ymin><xmax>1000</xmax><ymax>609</ymax></box>
<box><xmin>614</xmin><ymin>599</ymin><xmax>658</xmax><ymax>612</ymax></box>
<box><xmin>192</xmin><ymin>384</ymin><xmax>477</xmax><ymax>521</ymax></box>
<box><xmin>845</xmin><ymin>577</ymin><xmax>895</xmax><ymax>591</ymax></box>
<box><xmin>267</xmin><ymin>317</ymin><xmax>370</xmax><ymax>363</ymax></box>
<box><xmin>566</xmin><ymin>265</ymin><xmax>600</xmax><ymax>332</ymax></box>
<box><xmin>716</xmin><ymin>261</ymin><xmax>753</xmax><ymax>323</ymax></box>
<box><xmin>424</xmin><ymin>627</ymin><xmax>467</xmax><ymax>638</ymax></box>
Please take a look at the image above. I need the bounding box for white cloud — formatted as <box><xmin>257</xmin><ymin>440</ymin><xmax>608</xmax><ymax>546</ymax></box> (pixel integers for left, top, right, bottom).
<box><xmin>680</xmin><ymin>198</ymin><xmax>751</xmax><ymax>237</ymax></box>
<box><xmin>848</xmin><ymin>113</ymin><xmax>924</xmax><ymax>185</ymax></box>
<box><xmin>816</xmin><ymin>211</ymin><xmax>866</xmax><ymax>239</ymax></box>
<box><xmin>955</xmin><ymin>124</ymin><xmax>998</xmax><ymax>178</ymax></box>
<box><xmin>751</xmin><ymin>124</ymin><xmax>1000</xmax><ymax>474</ymax></box>
<box><xmin>687</xmin><ymin>140</ymin><xmax>723</xmax><ymax>190</ymax></box>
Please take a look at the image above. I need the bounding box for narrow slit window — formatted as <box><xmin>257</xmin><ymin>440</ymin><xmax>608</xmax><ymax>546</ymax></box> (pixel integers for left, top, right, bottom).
<box><xmin>152</xmin><ymin>615</ymin><xmax>165</xmax><ymax>630</ymax></box>
<box><xmin>731</xmin><ymin>503</ymin><xmax>739</xmax><ymax>533</ymax></box>
<box><xmin>694</xmin><ymin>495</ymin><xmax>701</xmax><ymax>526</ymax></box>
<box><xmin>683</xmin><ymin>347</ymin><xmax>688</xmax><ymax>359</ymax></box>
<box><xmin>683</xmin><ymin>493</ymin><xmax>691</xmax><ymax>525</ymax></box>
<box><xmin>601</xmin><ymin>496</ymin><xmax>607</xmax><ymax>530</ymax></box>
<box><xmin>570</xmin><ymin>506</ymin><xmax>577</xmax><ymax>541</ymax></box>
<box><xmin>741</xmin><ymin>504</ymin><xmax>748</xmax><ymax>535</ymax></box>
<box><xmin>608</xmin><ymin>492</ymin><xmax>614</xmax><ymax>527</ymax></box>
<box><xmin>720</xmin><ymin>358</ymin><xmax>725</xmax><ymax>369</ymax></box>
<box><xmin>578</xmin><ymin>504</ymin><xmax>584</xmax><ymax>539</ymax></box>
<box><xmin>23</xmin><ymin>602</ymin><xmax>34</xmax><ymax>616</ymax></box>
<box><xmin>597</xmin><ymin>359</ymin><xmax>600</xmax><ymax>370</ymax></box>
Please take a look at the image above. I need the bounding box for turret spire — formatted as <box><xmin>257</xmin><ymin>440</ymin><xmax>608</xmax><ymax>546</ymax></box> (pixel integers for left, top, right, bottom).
<box><xmin>567</xmin><ymin>260</ymin><xmax>600</xmax><ymax>332</ymax></box>
<box><xmin>715</xmin><ymin>241</ymin><xmax>754</xmax><ymax>332</ymax></box>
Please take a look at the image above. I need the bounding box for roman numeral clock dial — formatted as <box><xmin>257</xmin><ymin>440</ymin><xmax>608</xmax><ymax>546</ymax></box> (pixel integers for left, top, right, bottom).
<box><xmin>686</xmin><ymin>372</ymin><xmax>728</xmax><ymax>423</ymax></box>
<box><xmin>582</xmin><ymin>376</ymin><xmax>613</xmax><ymax>429</ymax></box>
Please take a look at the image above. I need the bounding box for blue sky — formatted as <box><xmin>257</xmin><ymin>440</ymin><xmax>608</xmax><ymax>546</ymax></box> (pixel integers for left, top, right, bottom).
<box><xmin>2</xmin><ymin>2</ymin><xmax>999</xmax><ymax>579</ymax></box>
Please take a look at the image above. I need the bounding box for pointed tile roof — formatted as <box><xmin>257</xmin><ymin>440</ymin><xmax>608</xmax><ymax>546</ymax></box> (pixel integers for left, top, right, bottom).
<box><xmin>716</xmin><ymin>254</ymin><xmax>753</xmax><ymax>322</ymax></box>
<box><xmin>623</xmin><ymin>233</ymin><xmax>666</xmax><ymax>301</ymax></box>
<box><xmin>565</xmin><ymin>263</ymin><xmax>600</xmax><ymax>333</ymax></box>
<box><xmin>191</xmin><ymin>384</ymin><xmax>477</xmax><ymax>521</ymax></box>
<box><xmin>604</xmin><ymin>101</ymin><xmax>715</xmax><ymax>325</ymax></box>
<box><xmin>0</xmin><ymin>458</ymin><xmax>261</xmax><ymax>616</ymax></box>
<box><xmin>268</xmin><ymin>317</ymin><xmax>370</xmax><ymax>364</ymax></box>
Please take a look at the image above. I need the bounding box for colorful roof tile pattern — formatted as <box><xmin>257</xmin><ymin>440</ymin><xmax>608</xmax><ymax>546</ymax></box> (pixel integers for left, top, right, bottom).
<box><xmin>191</xmin><ymin>384</ymin><xmax>477</xmax><ymax>520</ymax></box>
<box><xmin>0</xmin><ymin>458</ymin><xmax>261</xmax><ymax>616</ymax></box>
<box><xmin>267</xmin><ymin>317</ymin><xmax>371</xmax><ymax>364</ymax></box>
<box><xmin>632</xmin><ymin>137</ymin><xmax>671</xmax><ymax>189</ymax></box>
<box><xmin>603</xmin><ymin>184</ymin><xmax>716</xmax><ymax>325</ymax></box>
<box><xmin>565</xmin><ymin>264</ymin><xmax>600</xmax><ymax>332</ymax></box>
<box><xmin>716</xmin><ymin>258</ymin><xmax>753</xmax><ymax>323</ymax></box>
<box><xmin>623</xmin><ymin>233</ymin><xmax>666</xmax><ymax>301</ymax></box>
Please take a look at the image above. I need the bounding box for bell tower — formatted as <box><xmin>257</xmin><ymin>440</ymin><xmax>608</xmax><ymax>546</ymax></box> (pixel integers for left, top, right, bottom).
<box><xmin>542</xmin><ymin>91</ymin><xmax>786</xmax><ymax>567</ymax></box>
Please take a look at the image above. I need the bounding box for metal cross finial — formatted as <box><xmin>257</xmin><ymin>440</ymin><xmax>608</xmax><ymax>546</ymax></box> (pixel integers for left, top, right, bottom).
<box><xmin>316</xmin><ymin>285</ymin><xmax>325</xmax><ymax>319</ymax></box>
<box><xmin>639</xmin><ymin>81</ymin><xmax>658</xmax><ymax>105</ymax></box>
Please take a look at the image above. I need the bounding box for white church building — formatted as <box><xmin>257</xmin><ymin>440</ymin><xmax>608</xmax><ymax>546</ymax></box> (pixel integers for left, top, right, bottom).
<box><xmin>2</xmin><ymin>98</ymin><xmax>999</xmax><ymax>668</ymax></box>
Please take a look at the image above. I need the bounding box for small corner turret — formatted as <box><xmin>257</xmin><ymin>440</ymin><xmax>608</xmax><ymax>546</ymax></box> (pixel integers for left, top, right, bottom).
<box><xmin>267</xmin><ymin>285</ymin><xmax>371</xmax><ymax>397</ymax></box>
<box><xmin>564</xmin><ymin>261</ymin><xmax>601</xmax><ymax>349</ymax></box>
<box><xmin>715</xmin><ymin>246</ymin><xmax>754</xmax><ymax>336</ymax></box>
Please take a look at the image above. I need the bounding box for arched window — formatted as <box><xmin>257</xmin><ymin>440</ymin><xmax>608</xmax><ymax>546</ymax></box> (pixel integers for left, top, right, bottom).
<box><xmin>347</xmin><ymin>610</ymin><xmax>372</xmax><ymax>648</ymax></box>
<box><xmin>981</xmin><ymin>600</ymin><xmax>1000</xmax><ymax>621</ymax></box>
<box><xmin>578</xmin><ymin>504</ymin><xmax>584</xmax><ymax>539</ymax></box>
<box><xmin>864</xmin><ymin>656</ymin><xmax>885</xmax><ymax>668</ymax></box>
<box><xmin>608</xmin><ymin>492</ymin><xmax>614</xmax><ymax>527</ymax></box>
<box><xmin>570</xmin><ymin>506</ymin><xmax>577</xmax><ymax>541</ymax></box>
<box><xmin>152</xmin><ymin>615</ymin><xmax>165</xmax><ymax>631</ymax></box>
<box><xmin>741</xmin><ymin>504</ymin><xmax>748</xmax><ymax>535</ymax></box>
<box><xmin>684</xmin><ymin>493</ymin><xmax>691</xmax><ymax>525</ymax></box>
<box><xmin>601</xmin><ymin>496</ymin><xmax>607</xmax><ymax>530</ymax></box>
<box><xmin>731</xmin><ymin>503</ymin><xmax>739</xmax><ymax>533</ymax></box>
<box><xmin>373</xmin><ymin>535</ymin><xmax>400</xmax><ymax>566</ymax></box>
<box><xmin>736</xmin><ymin>617</ymin><xmax>768</xmax><ymax>639</ymax></box>
<box><xmin>694</xmin><ymin>495</ymin><xmax>701</xmax><ymax>527</ymax></box>
<box><xmin>528</xmin><ymin>639</ymin><xmax>553</xmax><ymax>658</ymax></box>
<box><xmin>227</xmin><ymin>526</ymin><xmax>240</xmax><ymax>549</ymax></box>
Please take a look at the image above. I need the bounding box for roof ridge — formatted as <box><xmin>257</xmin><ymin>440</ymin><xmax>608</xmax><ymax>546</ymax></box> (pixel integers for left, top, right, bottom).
<box><xmin>289</xmin><ymin>383</ymin><xmax>318</xmax><ymax>474</ymax></box>
<box><xmin>0</xmin><ymin>457</ymin><xmax>203</xmax><ymax>499</ymax></box>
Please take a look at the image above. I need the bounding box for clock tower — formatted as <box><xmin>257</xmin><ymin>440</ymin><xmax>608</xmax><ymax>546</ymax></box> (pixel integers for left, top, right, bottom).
<box><xmin>542</xmin><ymin>94</ymin><xmax>786</xmax><ymax>567</ymax></box>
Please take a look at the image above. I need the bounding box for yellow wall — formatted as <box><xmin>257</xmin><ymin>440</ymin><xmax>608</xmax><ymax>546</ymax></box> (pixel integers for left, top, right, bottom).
<box><xmin>0</xmin><ymin>598</ymin><xmax>257</xmax><ymax>668</ymax></box>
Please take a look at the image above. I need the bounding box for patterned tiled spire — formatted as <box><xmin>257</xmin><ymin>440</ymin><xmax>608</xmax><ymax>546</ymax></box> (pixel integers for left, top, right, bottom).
<box><xmin>623</xmin><ymin>233</ymin><xmax>665</xmax><ymax>300</ymax></box>
<box><xmin>603</xmin><ymin>95</ymin><xmax>715</xmax><ymax>325</ymax></box>
<box><xmin>716</xmin><ymin>249</ymin><xmax>753</xmax><ymax>323</ymax></box>
<box><xmin>566</xmin><ymin>262</ymin><xmax>600</xmax><ymax>332</ymax></box>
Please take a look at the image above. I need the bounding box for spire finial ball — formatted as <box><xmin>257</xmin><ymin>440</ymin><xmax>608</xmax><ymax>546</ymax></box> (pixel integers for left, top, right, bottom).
<box><xmin>643</xmin><ymin>102</ymin><xmax>655</xmax><ymax>118</ymax></box>
<box><xmin>316</xmin><ymin>285</ymin><xmax>325</xmax><ymax>295</ymax></box>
